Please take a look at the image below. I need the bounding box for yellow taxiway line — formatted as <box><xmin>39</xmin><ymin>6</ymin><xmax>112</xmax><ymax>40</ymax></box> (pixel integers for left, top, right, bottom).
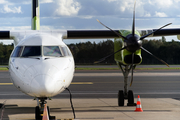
<box><xmin>0</xmin><ymin>83</ymin><xmax>13</xmax><ymax>85</ymax></box>
<box><xmin>71</xmin><ymin>82</ymin><xmax>93</xmax><ymax>84</ymax></box>
<box><xmin>0</xmin><ymin>82</ymin><xmax>93</xmax><ymax>85</ymax></box>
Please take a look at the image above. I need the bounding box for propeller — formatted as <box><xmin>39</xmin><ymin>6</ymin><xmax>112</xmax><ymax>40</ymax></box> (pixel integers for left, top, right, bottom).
<box><xmin>140</xmin><ymin>23</ymin><xmax>172</xmax><ymax>40</ymax></box>
<box><xmin>97</xmin><ymin>19</ymin><xmax>126</xmax><ymax>40</ymax></box>
<box><xmin>132</xmin><ymin>0</ymin><xmax>136</xmax><ymax>36</ymax></box>
<box><xmin>141</xmin><ymin>47</ymin><xmax>169</xmax><ymax>67</ymax></box>
<box><xmin>130</xmin><ymin>53</ymin><xmax>134</xmax><ymax>87</ymax></box>
<box><xmin>95</xmin><ymin>1</ymin><xmax>171</xmax><ymax>86</ymax></box>
<box><xmin>94</xmin><ymin>47</ymin><xmax>126</xmax><ymax>64</ymax></box>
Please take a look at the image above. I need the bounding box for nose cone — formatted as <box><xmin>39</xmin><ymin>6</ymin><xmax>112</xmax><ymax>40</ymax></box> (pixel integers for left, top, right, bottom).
<box><xmin>26</xmin><ymin>57</ymin><xmax>74</xmax><ymax>97</ymax></box>
<box><xmin>30</xmin><ymin>74</ymin><xmax>56</xmax><ymax>97</ymax></box>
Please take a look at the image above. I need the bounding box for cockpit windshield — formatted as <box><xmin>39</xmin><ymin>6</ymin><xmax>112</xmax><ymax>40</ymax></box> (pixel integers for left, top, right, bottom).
<box><xmin>11</xmin><ymin>45</ymin><xmax>71</xmax><ymax>58</ymax></box>
<box><xmin>22</xmin><ymin>46</ymin><xmax>41</xmax><ymax>57</ymax></box>
<box><xmin>43</xmin><ymin>46</ymin><xmax>62</xmax><ymax>57</ymax></box>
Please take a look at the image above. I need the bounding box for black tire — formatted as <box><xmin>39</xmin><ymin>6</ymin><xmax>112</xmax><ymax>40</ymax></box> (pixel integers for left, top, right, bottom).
<box><xmin>127</xmin><ymin>90</ymin><xmax>136</xmax><ymax>106</ymax></box>
<box><xmin>49</xmin><ymin>116</ymin><xmax>56</xmax><ymax>120</ymax></box>
<box><xmin>47</xmin><ymin>106</ymin><xmax>50</xmax><ymax>116</ymax></box>
<box><xmin>128</xmin><ymin>90</ymin><xmax>134</xmax><ymax>104</ymax></box>
<box><xmin>35</xmin><ymin>106</ymin><xmax>41</xmax><ymax>120</ymax></box>
<box><xmin>118</xmin><ymin>90</ymin><xmax>124</xmax><ymax>106</ymax></box>
<box><xmin>47</xmin><ymin>106</ymin><xmax>56</xmax><ymax>120</ymax></box>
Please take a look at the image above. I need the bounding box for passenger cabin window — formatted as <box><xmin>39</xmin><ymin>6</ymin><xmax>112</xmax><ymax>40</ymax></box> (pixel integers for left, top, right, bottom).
<box><xmin>43</xmin><ymin>46</ymin><xmax>62</xmax><ymax>57</ymax></box>
<box><xmin>11</xmin><ymin>46</ymin><xmax>23</xmax><ymax>57</ymax></box>
<box><xmin>22</xmin><ymin>46</ymin><xmax>41</xmax><ymax>57</ymax></box>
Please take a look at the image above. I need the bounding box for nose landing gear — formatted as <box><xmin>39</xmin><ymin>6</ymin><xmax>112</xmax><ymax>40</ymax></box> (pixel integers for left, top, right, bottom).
<box><xmin>35</xmin><ymin>98</ymin><xmax>56</xmax><ymax>120</ymax></box>
<box><xmin>118</xmin><ymin>63</ymin><xmax>136</xmax><ymax>106</ymax></box>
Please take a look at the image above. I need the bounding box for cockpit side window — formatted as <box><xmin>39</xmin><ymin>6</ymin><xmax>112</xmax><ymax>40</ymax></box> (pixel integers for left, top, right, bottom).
<box><xmin>61</xmin><ymin>46</ymin><xmax>72</xmax><ymax>56</ymax></box>
<box><xmin>22</xmin><ymin>46</ymin><xmax>41</xmax><ymax>57</ymax></box>
<box><xmin>61</xmin><ymin>47</ymin><xmax>69</xmax><ymax>56</ymax></box>
<box><xmin>67</xmin><ymin>47</ymin><xmax>72</xmax><ymax>56</ymax></box>
<box><xmin>11</xmin><ymin>46</ymin><xmax>23</xmax><ymax>57</ymax></box>
<box><xmin>43</xmin><ymin>46</ymin><xmax>62</xmax><ymax>57</ymax></box>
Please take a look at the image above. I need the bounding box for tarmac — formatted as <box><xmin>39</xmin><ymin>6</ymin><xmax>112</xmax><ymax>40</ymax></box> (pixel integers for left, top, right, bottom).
<box><xmin>1</xmin><ymin>66</ymin><xmax>180</xmax><ymax>120</ymax></box>
<box><xmin>1</xmin><ymin>98</ymin><xmax>180</xmax><ymax>120</ymax></box>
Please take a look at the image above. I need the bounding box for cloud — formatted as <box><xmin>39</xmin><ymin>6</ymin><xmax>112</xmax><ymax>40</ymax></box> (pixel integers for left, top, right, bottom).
<box><xmin>0</xmin><ymin>0</ymin><xmax>29</xmax><ymax>5</ymax></box>
<box><xmin>148</xmin><ymin>0</ymin><xmax>173</xmax><ymax>8</ymax></box>
<box><xmin>106</xmin><ymin>0</ymin><xmax>135</xmax><ymax>12</ymax></box>
<box><xmin>79</xmin><ymin>15</ymin><xmax>94</xmax><ymax>19</ymax></box>
<box><xmin>107</xmin><ymin>0</ymin><xmax>117</xmax><ymax>2</ymax></box>
<box><xmin>0</xmin><ymin>25</ymin><xmax>30</xmax><ymax>30</ymax></box>
<box><xmin>106</xmin><ymin>0</ymin><xmax>143</xmax><ymax>12</ymax></box>
<box><xmin>174</xmin><ymin>0</ymin><xmax>180</xmax><ymax>2</ymax></box>
<box><xmin>0</xmin><ymin>0</ymin><xmax>8</xmax><ymax>4</ymax></box>
<box><xmin>40</xmin><ymin>0</ymin><xmax>53</xmax><ymax>3</ymax></box>
<box><xmin>144</xmin><ymin>13</ymin><xmax>151</xmax><ymax>17</ymax></box>
<box><xmin>0</xmin><ymin>5</ymin><xmax>22</xmax><ymax>13</ymax></box>
<box><xmin>155</xmin><ymin>11</ymin><xmax>168</xmax><ymax>17</ymax></box>
<box><xmin>54</xmin><ymin>0</ymin><xmax>81</xmax><ymax>16</ymax></box>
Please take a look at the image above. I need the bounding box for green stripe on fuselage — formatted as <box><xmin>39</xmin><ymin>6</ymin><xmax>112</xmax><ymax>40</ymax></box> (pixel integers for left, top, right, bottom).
<box><xmin>114</xmin><ymin>30</ymin><xmax>142</xmax><ymax>65</ymax></box>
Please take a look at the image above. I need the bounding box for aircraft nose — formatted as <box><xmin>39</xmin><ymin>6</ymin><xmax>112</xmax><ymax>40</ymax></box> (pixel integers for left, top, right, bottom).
<box><xmin>30</xmin><ymin>74</ymin><xmax>56</xmax><ymax>97</ymax></box>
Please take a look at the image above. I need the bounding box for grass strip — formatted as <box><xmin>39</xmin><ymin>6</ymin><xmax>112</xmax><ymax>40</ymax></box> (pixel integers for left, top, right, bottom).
<box><xmin>0</xmin><ymin>67</ymin><xmax>8</xmax><ymax>71</ymax></box>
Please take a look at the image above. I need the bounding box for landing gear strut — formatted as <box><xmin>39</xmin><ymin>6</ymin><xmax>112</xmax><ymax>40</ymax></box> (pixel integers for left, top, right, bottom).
<box><xmin>117</xmin><ymin>63</ymin><xmax>136</xmax><ymax>106</ymax></box>
<box><xmin>35</xmin><ymin>97</ymin><xmax>56</xmax><ymax>120</ymax></box>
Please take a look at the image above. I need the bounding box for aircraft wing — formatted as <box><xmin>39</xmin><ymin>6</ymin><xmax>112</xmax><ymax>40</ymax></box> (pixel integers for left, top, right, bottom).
<box><xmin>0</xmin><ymin>28</ymin><xmax>180</xmax><ymax>40</ymax></box>
<box><xmin>0</xmin><ymin>31</ymin><xmax>10</xmax><ymax>39</ymax></box>
<box><xmin>66</xmin><ymin>29</ymin><xmax>180</xmax><ymax>39</ymax></box>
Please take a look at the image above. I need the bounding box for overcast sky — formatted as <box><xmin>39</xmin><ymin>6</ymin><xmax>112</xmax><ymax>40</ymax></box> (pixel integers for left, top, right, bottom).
<box><xmin>0</xmin><ymin>0</ymin><xmax>180</xmax><ymax>44</ymax></box>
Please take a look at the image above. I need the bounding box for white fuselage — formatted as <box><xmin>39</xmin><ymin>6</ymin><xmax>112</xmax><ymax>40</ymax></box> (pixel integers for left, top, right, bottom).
<box><xmin>8</xmin><ymin>33</ymin><xmax>74</xmax><ymax>98</ymax></box>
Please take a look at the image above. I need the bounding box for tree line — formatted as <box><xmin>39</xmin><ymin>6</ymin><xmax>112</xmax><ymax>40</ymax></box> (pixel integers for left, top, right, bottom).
<box><xmin>0</xmin><ymin>43</ymin><xmax>13</xmax><ymax>65</ymax></box>
<box><xmin>68</xmin><ymin>37</ymin><xmax>180</xmax><ymax>65</ymax></box>
<box><xmin>0</xmin><ymin>37</ymin><xmax>180</xmax><ymax>65</ymax></box>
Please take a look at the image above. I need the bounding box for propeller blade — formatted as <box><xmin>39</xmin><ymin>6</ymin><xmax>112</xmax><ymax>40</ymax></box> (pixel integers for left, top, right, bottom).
<box><xmin>130</xmin><ymin>53</ymin><xmax>134</xmax><ymax>87</ymax></box>
<box><xmin>94</xmin><ymin>47</ymin><xmax>126</xmax><ymax>64</ymax></box>
<box><xmin>132</xmin><ymin>0</ymin><xmax>136</xmax><ymax>36</ymax></box>
<box><xmin>97</xmin><ymin>19</ymin><xmax>127</xmax><ymax>40</ymax></box>
<box><xmin>140</xmin><ymin>23</ymin><xmax>172</xmax><ymax>40</ymax></box>
<box><xmin>141</xmin><ymin>47</ymin><xmax>169</xmax><ymax>67</ymax></box>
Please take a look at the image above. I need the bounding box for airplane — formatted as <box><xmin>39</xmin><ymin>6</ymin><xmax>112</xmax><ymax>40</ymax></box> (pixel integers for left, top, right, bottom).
<box><xmin>1</xmin><ymin>0</ymin><xmax>180</xmax><ymax>119</ymax></box>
